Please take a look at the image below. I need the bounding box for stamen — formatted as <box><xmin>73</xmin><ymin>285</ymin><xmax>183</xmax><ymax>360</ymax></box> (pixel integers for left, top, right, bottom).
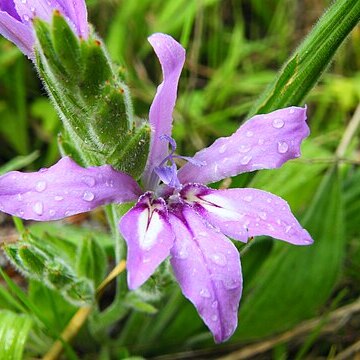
<box><xmin>154</xmin><ymin>135</ymin><xmax>205</xmax><ymax>189</ymax></box>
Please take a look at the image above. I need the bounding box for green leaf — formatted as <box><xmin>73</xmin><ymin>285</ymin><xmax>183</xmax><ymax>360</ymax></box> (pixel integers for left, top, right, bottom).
<box><xmin>76</xmin><ymin>236</ymin><xmax>107</xmax><ymax>286</ymax></box>
<box><xmin>234</xmin><ymin>167</ymin><xmax>345</xmax><ymax>340</ymax></box>
<box><xmin>0</xmin><ymin>310</ymin><xmax>32</xmax><ymax>360</ymax></box>
<box><xmin>0</xmin><ymin>151</ymin><xmax>39</xmax><ymax>175</ymax></box>
<box><xmin>249</xmin><ymin>0</ymin><xmax>360</xmax><ymax>115</ymax></box>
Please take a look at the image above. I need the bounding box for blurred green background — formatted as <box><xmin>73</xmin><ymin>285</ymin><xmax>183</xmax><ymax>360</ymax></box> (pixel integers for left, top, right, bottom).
<box><xmin>0</xmin><ymin>0</ymin><xmax>359</xmax><ymax>359</ymax></box>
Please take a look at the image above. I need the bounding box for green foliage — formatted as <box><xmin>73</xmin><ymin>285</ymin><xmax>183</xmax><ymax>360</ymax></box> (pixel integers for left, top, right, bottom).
<box><xmin>249</xmin><ymin>0</ymin><xmax>360</xmax><ymax>115</ymax></box>
<box><xmin>0</xmin><ymin>310</ymin><xmax>32</xmax><ymax>360</ymax></box>
<box><xmin>3</xmin><ymin>232</ymin><xmax>97</xmax><ymax>306</ymax></box>
<box><xmin>235</xmin><ymin>168</ymin><xmax>345</xmax><ymax>339</ymax></box>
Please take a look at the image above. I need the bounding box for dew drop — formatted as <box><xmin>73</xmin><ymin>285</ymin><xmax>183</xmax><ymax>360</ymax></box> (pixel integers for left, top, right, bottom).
<box><xmin>83</xmin><ymin>191</ymin><xmax>95</xmax><ymax>202</ymax></box>
<box><xmin>49</xmin><ymin>209</ymin><xmax>55</xmax><ymax>216</ymax></box>
<box><xmin>21</xmin><ymin>0</ymin><xmax>26</xmax><ymax>3</ymax></box>
<box><xmin>178</xmin><ymin>248</ymin><xmax>188</xmax><ymax>259</ymax></box>
<box><xmin>33</xmin><ymin>201</ymin><xmax>43</xmax><ymax>216</ymax></box>
<box><xmin>258</xmin><ymin>138</ymin><xmax>264</xmax><ymax>145</ymax></box>
<box><xmin>18</xmin><ymin>210</ymin><xmax>24</xmax><ymax>216</ymax></box>
<box><xmin>200</xmin><ymin>288</ymin><xmax>211</xmax><ymax>298</ymax></box>
<box><xmin>81</xmin><ymin>176</ymin><xmax>96</xmax><ymax>187</ymax></box>
<box><xmin>219</xmin><ymin>144</ymin><xmax>227</xmax><ymax>154</ymax></box>
<box><xmin>210</xmin><ymin>253</ymin><xmax>227</xmax><ymax>266</ymax></box>
<box><xmin>211</xmin><ymin>314</ymin><xmax>218</xmax><ymax>322</ymax></box>
<box><xmin>35</xmin><ymin>180</ymin><xmax>47</xmax><ymax>192</ymax></box>
<box><xmin>23</xmin><ymin>14</ymin><xmax>30</xmax><ymax>21</ymax></box>
<box><xmin>211</xmin><ymin>301</ymin><xmax>218</xmax><ymax>308</ymax></box>
<box><xmin>54</xmin><ymin>195</ymin><xmax>63</xmax><ymax>201</ymax></box>
<box><xmin>289</xmin><ymin>108</ymin><xmax>295</xmax><ymax>114</ymax></box>
<box><xmin>17</xmin><ymin>194</ymin><xmax>23</xmax><ymax>201</ymax></box>
<box><xmin>259</xmin><ymin>211</ymin><xmax>267</xmax><ymax>220</ymax></box>
<box><xmin>277</xmin><ymin>141</ymin><xmax>289</xmax><ymax>154</ymax></box>
<box><xmin>239</xmin><ymin>144</ymin><xmax>251</xmax><ymax>153</ymax></box>
<box><xmin>240</xmin><ymin>155</ymin><xmax>252</xmax><ymax>165</ymax></box>
<box><xmin>243</xmin><ymin>195</ymin><xmax>253</xmax><ymax>202</ymax></box>
<box><xmin>285</xmin><ymin>225</ymin><xmax>292</xmax><ymax>233</ymax></box>
<box><xmin>143</xmin><ymin>258</ymin><xmax>151</xmax><ymax>264</ymax></box>
<box><xmin>272</xmin><ymin>118</ymin><xmax>285</xmax><ymax>129</ymax></box>
<box><xmin>246</xmin><ymin>130</ymin><xmax>253</xmax><ymax>137</ymax></box>
<box><xmin>223</xmin><ymin>278</ymin><xmax>240</xmax><ymax>290</ymax></box>
<box><xmin>30</xmin><ymin>6</ymin><xmax>35</xmax><ymax>12</ymax></box>
<box><xmin>267</xmin><ymin>198</ymin><xmax>272</xmax><ymax>203</ymax></box>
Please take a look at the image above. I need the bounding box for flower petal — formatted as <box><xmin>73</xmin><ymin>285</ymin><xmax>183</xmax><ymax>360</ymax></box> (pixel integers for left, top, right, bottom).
<box><xmin>178</xmin><ymin>106</ymin><xmax>309</xmax><ymax>185</ymax></box>
<box><xmin>0</xmin><ymin>157</ymin><xmax>142</xmax><ymax>221</ymax></box>
<box><xmin>119</xmin><ymin>192</ymin><xmax>174</xmax><ymax>289</ymax></box>
<box><xmin>57</xmin><ymin>0</ymin><xmax>88</xmax><ymax>38</ymax></box>
<box><xmin>181</xmin><ymin>184</ymin><xmax>313</xmax><ymax>245</ymax></box>
<box><xmin>0</xmin><ymin>10</ymin><xmax>34</xmax><ymax>57</ymax></box>
<box><xmin>169</xmin><ymin>204</ymin><xmax>242</xmax><ymax>343</ymax></box>
<box><xmin>14</xmin><ymin>0</ymin><xmax>87</xmax><ymax>38</ymax></box>
<box><xmin>0</xmin><ymin>0</ymin><xmax>21</xmax><ymax>20</ymax></box>
<box><xmin>142</xmin><ymin>33</ymin><xmax>185</xmax><ymax>189</ymax></box>
<box><xmin>14</xmin><ymin>0</ymin><xmax>61</xmax><ymax>24</ymax></box>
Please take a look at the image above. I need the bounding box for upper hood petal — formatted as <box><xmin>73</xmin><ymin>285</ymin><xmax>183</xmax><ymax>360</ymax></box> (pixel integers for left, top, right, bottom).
<box><xmin>142</xmin><ymin>33</ymin><xmax>185</xmax><ymax>189</ymax></box>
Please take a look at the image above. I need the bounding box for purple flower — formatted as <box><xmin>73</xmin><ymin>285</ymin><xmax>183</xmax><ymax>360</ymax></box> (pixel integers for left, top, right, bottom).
<box><xmin>0</xmin><ymin>33</ymin><xmax>313</xmax><ymax>342</ymax></box>
<box><xmin>0</xmin><ymin>0</ymin><xmax>88</xmax><ymax>58</ymax></box>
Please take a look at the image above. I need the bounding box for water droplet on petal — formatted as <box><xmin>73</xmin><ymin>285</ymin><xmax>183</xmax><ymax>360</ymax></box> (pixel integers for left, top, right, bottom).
<box><xmin>289</xmin><ymin>108</ymin><xmax>295</xmax><ymax>114</ymax></box>
<box><xmin>277</xmin><ymin>141</ymin><xmax>289</xmax><ymax>154</ymax></box>
<box><xmin>18</xmin><ymin>210</ymin><xmax>24</xmax><ymax>216</ymax></box>
<box><xmin>200</xmin><ymin>288</ymin><xmax>211</xmax><ymax>298</ymax></box>
<box><xmin>143</xmin><ymin>258</ymin><xmax>151</xmax><ymax>264</ymax></box>
<box><xmin>178</xmin><ymin>248</ymin><xmax>188</xmax><ymax>259</ymax></box>
<box><xmin>210</xmin><ymin>253</ymin><xmax>227</xmax><ymax>266</ymax></box>
<box><xmin>23</xmin><ymin>14</ymin><xmax>30</xmax><ymax>21</ymax></box>
<box><xmin>272</xmin><ymin>118</ymin><xmax>285</xmax><ymax>129</ymax></box>
<box><xmin>223</xmin><ymin>278</ymin><xmax>240</xmax><ymax>290</ymax></box>
<box><xmin>33</xmin><ymin>202</ymin><xmax>43</xmax><ymax>216</ymax></box>
<box><xmin>258</xmin><ymin>138</ymin><xmax>264</xmax><ymax>145</ymax></box>
<box><xmin>240</xmin><ymin>155</ymin><xmax>252</xmax><ymax>165</ymax></box>
<box><xmin>82</xmin><ymin>191</ymin><xmax>95</xmax><ymax>202</ymax></box>
<box><xmin>17</xmin><ymin>194</ymin><xmax>23</xmax><ymax>201</ymax></box>
<box><xmin>285</xmin><ymin>225</ymin><xmax>292</xmax><ymax>233</ymax></box>
<box><xmin>259</xmin><ymin>211</ymin><xmax>267</xmax><ymax>220</ymax></box>
<box><xmin>21</xmin><ymin>0</ymin><xmax>26</xmax><ymax>4</ymax></box>
<box><xmin>35</xmin><ymin>181</ymin><xmax>47</xmax><ymax>192</ymax></box>
<box><xmin>246</xmin><ymin>130</ymin><xmax>253</xmax><ymax>137</ymax></box>
<box><xmin>54</xmin><ymin>196</ymin><xmax>63</xmax><ymax>201</ymax></box>
<box><xmin>219</xmin><ymin>144</ymin><xmax>227</xmax><ymax>154</ymax></box>
<box><xmin>239</xmin><ymin>144</ymin><xmax>251</xmax><ymax>153</ymax></box>
<box><xmin>267</xmin><ymin>198</ymin><xmax>272</xmax><ymax>203</ymax></box>
<box><xmin>81</xmin><ymin>176</ymin><xmax>96</xmax><ymax>187</ymax></box>
<box><xmin>211</xmin><ymin>314</ymin><xmax>218</xmax><ymax>322</ymax></box>
<box><xmin>211</xmin><ymin>301</ymin><xmax>218</xmax><ymax>308</ymax></box>
<box><xmin>244</xmin><ymin>195</ymin><xmax>253</xmax><ymax>202</ymax></box>
<box><xmin>49</xmin><ymin>209</ymin><xmax>55</xmax><ymax>216</ymax></box>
